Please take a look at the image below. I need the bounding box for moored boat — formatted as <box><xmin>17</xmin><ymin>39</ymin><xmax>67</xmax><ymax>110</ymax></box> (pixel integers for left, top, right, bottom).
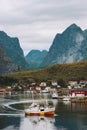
<box><xmin>52</xmin><ymin>92</ymin><xmax>58</xmax><ymax>99</ymax></box>
<box><xmin>63</xmin><ymin>96</ymin><xmax>71</xmax><ymax>101</ymax></box>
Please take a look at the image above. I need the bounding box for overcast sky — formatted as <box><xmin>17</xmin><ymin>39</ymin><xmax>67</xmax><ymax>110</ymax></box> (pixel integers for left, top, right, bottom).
<box><xmin>0</xmin><ymin>0</ymin><xmax>87</xmax><ymax>55</ymax></box>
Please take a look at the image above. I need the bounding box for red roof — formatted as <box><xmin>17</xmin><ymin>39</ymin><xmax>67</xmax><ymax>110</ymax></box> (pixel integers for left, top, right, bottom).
<box><xmin>80</xmin><ymin>80</ymin><xmax>87</xmax><ymax>82</ymax></box>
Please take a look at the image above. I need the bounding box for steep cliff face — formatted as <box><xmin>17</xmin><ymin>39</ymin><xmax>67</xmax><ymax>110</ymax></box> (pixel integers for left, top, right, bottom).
<box><xmin>40</xmin><ymin>24</ymin><xmax>87</xmax><ymax>68</ymax></box>
<box><xmin>0</xmin><ymin>46</ymin><xmax>20</xmax><ymax>75</ymax></box>
<box><xmin>0</xmin><ymin>31</ymin><xmax>29</xmax><ymax>70</ymax></box>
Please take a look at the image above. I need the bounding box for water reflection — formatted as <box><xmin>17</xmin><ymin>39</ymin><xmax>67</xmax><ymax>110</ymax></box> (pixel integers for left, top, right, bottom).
<box><xmin>0</xmin><ymin>113</ymin><xmax>87</xmax><ymax>130</ymax></box>
<box><xmin>0</xmin><ymin>95</ymin><xmax>87</xmax><ymax>130</ymax></box>
<box><xmin>55</xmin><ymin>102</ymin><xmax>87</xmax><ymax>130</ymax></box>
<box><xmin>56</xmin><ymin>101</ymin><xmax>87</xmax><ymax>114</ymax></box>
<box><xmin>55</xmin><ymin>113</ymin><xmax>87</xmax><ymax>130</ymax></box>
<box><xmin>20</xmin><ymin>116</ymin><xmax>56</xmax><ymax>130</ymax></box>
<box><xmin>0</xmin><ymin>115</ymin><xmax>21</xmax><ymax>130</ymax></box>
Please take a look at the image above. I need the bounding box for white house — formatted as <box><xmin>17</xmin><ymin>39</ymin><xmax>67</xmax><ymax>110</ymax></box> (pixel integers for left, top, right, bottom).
<box><xmin>51</xmin><ymin>82</ymin><xmax>58</xmax><ymax>86</ymax></box>
<box><xmin>80</xmin><ymin>80</ymin><xmax>87</xmax><ymax>85</ymax></box>
<box><xmin>40</xmin><ymin>82</ymin><xmax>46</xmax><ymax>87</ymax></box>
<box><xmin>68</xmin><ymin>81</ymin><xmax>78</xmax><ymax>86</ymax></box>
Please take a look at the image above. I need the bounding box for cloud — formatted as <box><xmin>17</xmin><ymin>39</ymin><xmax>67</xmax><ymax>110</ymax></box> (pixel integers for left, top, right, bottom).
<box><xmin>0</xmin><ymin>0</ymin><xmax>87</xmax><ymax>55</ymax></box>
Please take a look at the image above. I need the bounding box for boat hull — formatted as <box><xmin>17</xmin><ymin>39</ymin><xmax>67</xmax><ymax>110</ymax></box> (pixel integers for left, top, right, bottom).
<box><xmin>52</xmin><ymin>97</ymin><xmax>58</xmax><ymax>99</ymax></box>
<box><xmin>25</xmin><ymin>110</ymin><xmax>55</xmax><ymax>117</ymax></box>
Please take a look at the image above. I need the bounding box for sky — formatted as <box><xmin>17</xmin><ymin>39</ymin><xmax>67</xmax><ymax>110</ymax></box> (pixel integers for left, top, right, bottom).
<box><xmin>0</xmin><ymin>0</ymin><xmax>87</xmax><ymax>56</ymax></box>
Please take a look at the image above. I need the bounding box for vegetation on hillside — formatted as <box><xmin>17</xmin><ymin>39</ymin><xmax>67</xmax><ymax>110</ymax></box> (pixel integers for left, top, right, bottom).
<box><xmin>1</xmin><ymin>61</ymin><xmax>86</xmax><ymax>86</ymax></box>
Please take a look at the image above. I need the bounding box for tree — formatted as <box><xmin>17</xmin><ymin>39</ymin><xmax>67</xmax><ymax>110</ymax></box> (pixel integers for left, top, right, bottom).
<box><xmin>58</xmin><ymin>79</ymin><xmax>66</xmax><ymax>88</ymax></box>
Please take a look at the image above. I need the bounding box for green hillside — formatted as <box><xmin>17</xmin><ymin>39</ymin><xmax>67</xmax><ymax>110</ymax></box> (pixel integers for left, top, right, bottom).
<box><xmin>6</xmin><ymin>61</ymin><xmax>87</xmax><ymax>84</ymax></box>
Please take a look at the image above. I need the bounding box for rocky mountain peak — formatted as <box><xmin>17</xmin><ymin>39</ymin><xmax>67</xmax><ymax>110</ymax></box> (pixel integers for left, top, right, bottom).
<box><xmin>62</xmin><ymin>23</ymin><xmax>83</xmax><ymax>35</ymax></box>
<box><xmin>0</xmin><ymin>31</ymin><xmax>29</xmax><ymax>70</ymax></box>
<box><xmin>40</xmin><ymin>24</ymin><xmax>87</xmax><ymax>68</ymax></box>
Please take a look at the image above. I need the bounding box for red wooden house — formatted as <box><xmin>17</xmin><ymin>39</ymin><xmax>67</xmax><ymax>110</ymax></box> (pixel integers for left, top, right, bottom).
<box><xmin>70</xmin><ymin>88</ymin><xmax>87</xmax><ymax>97</ymax></box>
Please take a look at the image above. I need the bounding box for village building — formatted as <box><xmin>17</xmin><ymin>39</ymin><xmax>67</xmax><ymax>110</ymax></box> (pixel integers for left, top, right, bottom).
<box><xmin>79</xmin><ymin>80</ymin><xmax>87</xmax><ymax>85</ymax></box>
<box><xmin>30</xmin><ymin>82</ymin><xmax>36</xmax><ymax>86</ymax></box>
<box><xmin>68</xmin><ymin>80</ymin><xmax>78</xmax><ymax>86</ymax></box>
<box><xmin>0</xmin><ymin>88</ymin><xmax>5</xmax><ymax>97</ymax></box>
<box><xmin>35</xmin><ymin>86</ymin><xmax>41</xmax><ymax>91</ymax></box>
<box><xmin>70</xmin><ymin>88</ymin><xmax>87</xmax><ymax>97</ymax></box>
<box><xmin>0</xmin><ymin>86</ymin><xmax>12</xmax><ymax>97</ymax></box>
<box><xmin>5</xmin><ymin>86</ymin><xmax>12</xmax><ymax>96</ymax></box>
<box><xmin>67</xmin><ymin>85</ymin><xmax>72</xmax><ymax>89</ymax></box>
<box><xmin>40</xmin><ymin>82</ymin><xmax>46</xmax><ymax>87</ymax></box>
<box><xmin>51</xmin><ymin>81</ymin><xmax>58</xmax><ymax>86</ymax></box>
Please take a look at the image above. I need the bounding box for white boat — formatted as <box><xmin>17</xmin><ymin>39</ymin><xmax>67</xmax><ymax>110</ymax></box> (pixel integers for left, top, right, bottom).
<box><xmin>25</xmin><ymin>102</ymin><xmax>55</xmax><ymax>117</ymax></box>
<box><xmin>52</xmin><ymin>92</ymin><xmax>58</xmax><ymax>99</ymax></box>
<box><xmin>63</xmin><ymin>96</ymin><xmax>71</xmax><ymax>101</ymax></box>
<box><xmin>41</xmin><ymin>89</ymin><xmax>48</xmax><ymax>93</ymax></box>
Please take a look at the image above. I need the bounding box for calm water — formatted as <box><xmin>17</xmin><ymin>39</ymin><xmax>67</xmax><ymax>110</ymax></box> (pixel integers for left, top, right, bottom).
<box><xmin>0</xmin><ymin>94</ymin><xmax>87</xmax><ymax>130</ymax></box>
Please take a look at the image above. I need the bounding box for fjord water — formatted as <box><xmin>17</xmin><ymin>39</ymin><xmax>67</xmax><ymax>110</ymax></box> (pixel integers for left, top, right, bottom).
<box><xmin>0</xmin><ymin>94</ymin><xmax>87</xmax><ymax>130</ymax></box>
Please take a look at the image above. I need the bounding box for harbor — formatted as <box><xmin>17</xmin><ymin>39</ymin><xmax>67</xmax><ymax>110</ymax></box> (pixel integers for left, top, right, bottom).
<box><xmin>0</xmin><ymin>94</ymin><xmax>87</xmax><ymax>130</ymax></box>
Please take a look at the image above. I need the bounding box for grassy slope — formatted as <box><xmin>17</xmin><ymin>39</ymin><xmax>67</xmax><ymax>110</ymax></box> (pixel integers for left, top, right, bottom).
<box><xmin>7</xmin><ymin>61</ymin><xmax>87</xmax><ymax>82</ymax></box>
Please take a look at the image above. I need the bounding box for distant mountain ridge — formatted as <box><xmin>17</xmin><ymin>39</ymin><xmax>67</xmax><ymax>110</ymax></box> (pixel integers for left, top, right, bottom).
<box><xmin>1</xmin><ymin>23</ymin><xmax>87</xmax><ymax>75</ymax></box>
<box><xmin>25</xmin><ymin>50</ymin><xmax>48</xmax><ymax>69</ymax></box>
<box><xmin>40</xmin><ymin>24</ymin><xmax>87</xmax><ymax>68</ymax></box>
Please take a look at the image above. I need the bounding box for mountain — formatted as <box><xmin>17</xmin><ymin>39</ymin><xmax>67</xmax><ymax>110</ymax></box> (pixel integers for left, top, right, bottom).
<box><xmin>0</xmin><ymin>45</ymin><xmax>20</xmax><ymax>75</ymax></box>
<box><xmin>40</xmin><ymin>24</ymin><xmax>87</xmax><ymax>68</ymax></box>
<box><xmin>0</xmin><ymin>31</ymin><xmax>29</xmax><ymax>70</ymax></box>
<box><xmin>25</xmin><ymin>50</ymin><xmax>48</xmax><ymax>69</ymax></box>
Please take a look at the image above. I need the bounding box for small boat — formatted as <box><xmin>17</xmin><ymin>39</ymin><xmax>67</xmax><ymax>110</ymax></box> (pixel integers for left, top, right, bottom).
<box><xmin>52</xmin><ymin>92</ymin><xmax>58</xmax><ymax>99</ymax></box>
<box><xmin>25</xmin><ymin>102</ymin><xmax>55</xmax><ymax>117</ymax></box>
<box><xmin>63</xmin><ymin>96</ymin><xmax>71</xmax><ymax>101</ymax></box>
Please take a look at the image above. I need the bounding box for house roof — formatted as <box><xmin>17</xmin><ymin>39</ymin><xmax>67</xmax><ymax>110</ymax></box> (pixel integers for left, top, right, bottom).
<box><xmin>80</xmin><ymin>80</ymin><xmax>87</xmax><ymax>82</ymax></box>
<box><xmin>72</xmin><ymin>88</ymin><xmax>87</xmax><ymax>91</ymax></box>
